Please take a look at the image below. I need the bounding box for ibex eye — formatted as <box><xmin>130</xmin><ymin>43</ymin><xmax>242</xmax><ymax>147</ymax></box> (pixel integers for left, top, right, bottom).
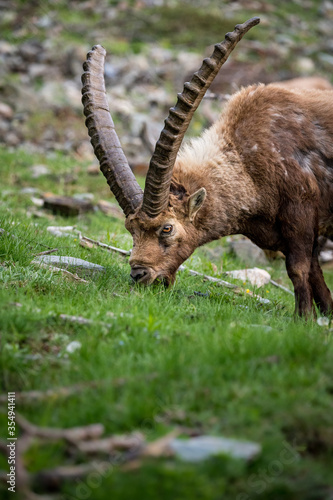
<box><xmin>162</xmin><ymin>225</ymin><xmax>173</xmax><ymax>234</ymax></box>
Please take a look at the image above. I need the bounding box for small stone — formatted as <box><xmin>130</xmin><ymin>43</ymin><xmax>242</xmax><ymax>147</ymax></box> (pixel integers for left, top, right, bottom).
<box><xmin>28</xmin><ymin>63</ymin><xmax>50</xmax><ymax>79</ymax></box>
<box><xmin>43</xmin><ymin>195</ymin><xmax>94</xmax><ymax>216</ymax></box>
<box><xmin>97</xmin><ymin>200</ymin><xmax>124</xmax><ymax>219</ymax></box>
<box><xmin>295</xmin><ymin>57</ymin><xmax>315</xmax><ymax>73</ymax></box>
<box><xmin>0</xmin><ymin>41</ymin><xmax>15</xmax><ymax>54</ymax></box>
<box><xmin>248</xmin><ymin>324</ymin><xmax>273</xmax><ymax>332</ymax></box>
<box><xmin>66</xmin><ymin>341</ymin><xmax>82</xmax><ymax>353</ymax></box>
<box><xmin>6</xmin><ymin>132</ymin><xmax>20</xmax><ymax>147</ymax></box>
<box><xmin>33</xmin><ymin>255</ymin><xmax>105</xmax><ymax>275</ymax></box>
<box><xmin>73</xmin><ymin>193</ymin><xmax>95</xmax><ymax>201</ymax></box>
<box><xmin>30</xmin><ymin>164</ymin><xmax>50</xmax><ymax>178</ymax></box>
<box><xmin>319</xmin><ymin>250</ymin><xmax>333</xmax><ymax>263</ymax></box>
<box><xmin>30</xmin><ymin>196</ymin><xmax>44</xmax><ymax>207</ymax></box>
<box><xmin>170</xmin><ymin>435</ymin><xmax>261</xmax><ymax>462</ymax></box>
<box><xmin>225</xmin><ymin>268</ymin><xmax>271</xmax><ymax>288</ymax></box>
<box><xmin>20</xmin><ymin>187</ymin><xmax>40</xmax><ymax>195</ymax></box>
<box><xmin>318</xmin><ymin>53</ymin><xmax>333</xmax><ymax>69</ymax></box>
<box><xmin>230</xmin><ymin>239</ymin><xmax>269</xmax><ymax>266</ymax></box>
<box><xmin>317</xmin><ymin>317</ymin><xmax>330</xmax><ymax>327</ymax></box>
<box><xmin>87</xmin><ymin>164</ymin><xmax>100</xmax><ymax>176</ymax></box>
<box><xmin>19</xmin><ymin>40</ymin><xmax>43</xmax><ymax>62</ymax></box>
<box><xmin>46</xmin><ymin>226</ymin><xmax>75</xmax><ymax>237</ymax></box>
<box><xmin>80</xmin><ymin>239</ymin><xmax>94</xmax><ymax>249</ymax></box>
<box><xmin>0</xmin><ymin>102</ymin><xmax>13</xmax><ymax>119</ymax></box>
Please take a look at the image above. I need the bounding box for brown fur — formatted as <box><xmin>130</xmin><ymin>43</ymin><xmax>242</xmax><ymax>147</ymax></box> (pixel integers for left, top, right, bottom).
<box><xmin>126</xmin><ymin>83</ymin><xmax>333</xmax><ymax>317</ymax></box>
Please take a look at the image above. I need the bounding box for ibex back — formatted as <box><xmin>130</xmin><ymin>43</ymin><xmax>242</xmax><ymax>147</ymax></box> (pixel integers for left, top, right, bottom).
<box><xmin>81</xmin><ymin>18</ymin><xmax>333</xmax><ymax>317</ymax></box>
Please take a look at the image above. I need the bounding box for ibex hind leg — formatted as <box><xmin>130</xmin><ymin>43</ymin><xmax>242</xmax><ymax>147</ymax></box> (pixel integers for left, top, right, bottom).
<box><xmin>285</xmin><ymin>249</ymin><xmax>314</xmax><ymax>318</ymax></box>
<box><xmin>281</xmin><ymin>212</ymin><xmax>316</xmax><ymax>318</ymax></box>
<box><xmin>309</xmin><ymin>241</ymin><xmax>333</xmax><ymax>316</ymax></box>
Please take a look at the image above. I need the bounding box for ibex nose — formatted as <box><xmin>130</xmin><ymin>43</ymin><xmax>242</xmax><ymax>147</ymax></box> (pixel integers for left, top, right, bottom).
<box><xmin>130</xmin><ymin>266</ymin><xmax>148</xmax><ymax>282</ymax></box>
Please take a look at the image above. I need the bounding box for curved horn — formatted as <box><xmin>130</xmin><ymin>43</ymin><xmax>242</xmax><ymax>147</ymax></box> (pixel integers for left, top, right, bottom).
<box><xmin>81</xmin><ymin>45</ymin><xmax>143</xmax><ymax>217</ymax></box>
<box><xmin>142</xmin><ymin>17</ymin><xmax>260</xmax><ymax>218</ymax></box>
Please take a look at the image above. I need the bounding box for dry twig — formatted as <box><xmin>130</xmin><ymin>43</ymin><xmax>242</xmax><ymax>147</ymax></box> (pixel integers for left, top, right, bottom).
<box><xmin>34</xmin><ymin>248</ymin><xmax>58</xmax><ymax>257</ymax></box>
<box><xmin>80</xmin><ymin>235</ymin><xmax>130</xmax><ymax>256</ymax></box>
<box><xmin>31</xmin><ymin>261</ymin><xmax>88</xmax><ymax>283</ymax></box>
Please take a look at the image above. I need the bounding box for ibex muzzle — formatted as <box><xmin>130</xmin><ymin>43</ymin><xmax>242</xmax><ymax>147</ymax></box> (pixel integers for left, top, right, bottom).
<box><xmin>82</xmin><ymin>17</ymin><xmax>333</xmax><ymax>318</ymax></box>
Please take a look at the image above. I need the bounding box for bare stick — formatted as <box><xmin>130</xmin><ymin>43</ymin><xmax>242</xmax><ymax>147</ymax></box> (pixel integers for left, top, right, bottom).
<box><xmin>76</xmin><ymin>432</ymin><xmax>144</xmax><ymax>454</ymax></box>
<box><xmin>59</xmin><ymin>313</ymin><xmax>112</xmax><ymax>328</ymax></box>
<box><xmin>178</xmin><ymin>265</ymin><xmax>270</xmax><ymax>304</ymax></box>
<box><xmin>34</xmin><ymin>248</ymin><xmax>58</xmax><ymax>257</ymax></box>
<box><xmin>270</xmin><ymin>279</ymin><xmax>294</xmax><ymax>296</ymax></box>
<box><xmin>15</xmin><ymin>413</ymin><xmax>104</xmax><ymax>441</ymax></box>
<box><xmin>32</xmin><ymin>261</ymin><xmax>89</xmax><ymax>283</ymax></box>
<box><xmin>80</xmin><ymin>235</ymin><xmax>130</xmax><ymax>256</ymax></box>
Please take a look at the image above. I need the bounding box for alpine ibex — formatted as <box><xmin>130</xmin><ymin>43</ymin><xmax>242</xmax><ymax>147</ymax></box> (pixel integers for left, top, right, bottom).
<box><xmin>81</xmin><ymin>17</ymin><xmax>333</xmax><ymax>317</ymax></box>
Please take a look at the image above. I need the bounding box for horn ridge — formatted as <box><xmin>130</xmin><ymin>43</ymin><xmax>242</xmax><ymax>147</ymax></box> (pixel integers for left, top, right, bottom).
<box><xmin>81</xmin><ymin>44</ymin><xmax>143</xmax><ymax>217</ymax></box>
<box><xmin>141</xmin><ymin>17</ymin><xmax>260</xmax><ymax>218</ymax></box>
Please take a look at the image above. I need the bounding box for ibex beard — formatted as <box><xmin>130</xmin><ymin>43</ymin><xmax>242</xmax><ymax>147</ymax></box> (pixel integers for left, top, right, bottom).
<box><xmin>82</xmin><ymin>17</ymin><xmax>333</xmax><ymax>318</ymax></box>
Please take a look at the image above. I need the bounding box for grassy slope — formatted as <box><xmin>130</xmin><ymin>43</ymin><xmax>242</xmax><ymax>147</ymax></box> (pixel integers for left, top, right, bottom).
<box><xmin>0</xmin><ymin>147</ymin><xmax>333</xmax><ymax>500</ymax></box>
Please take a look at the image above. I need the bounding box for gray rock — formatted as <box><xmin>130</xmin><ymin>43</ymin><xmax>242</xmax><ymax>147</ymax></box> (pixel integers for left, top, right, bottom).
<box><xmin>230</xmin><ymin>239</ymin><xmax>269</xmax><ymax>266</ymax></box>
<box><xmin>30</xmin><ymin>164</ymin><xmax>51</xmax><ymax>178</ymax></box>
<box><xmin>19</xmin><ymin>40</ymin><xmax>44</xmax><ymax>62</ymax></box>
<box><xmin>73</xmin><ymin>193</ymin><xmax>95</xmax><ymax>202</ymax></box>
<box><xmin>0</xmin><ymin>41</ymin><xmax>16</xmax><ymax>55</ymax></box>
<box><xmin>6</xmin><ymin>132</ymin><xmax>20</xmax><ymax>146</ymax></box>
<box><xmin>0</xmin><ymin>102</ymin><xmax>13</xmax><ymax>119</ymax></box>
<box><xmin>46</xmin><ymin>227</ymin><xmax>74</xmax><ymax>237</ymax></box>
<box><xmin>28</xmin><ymin>63</ymin><xmax>50</xmax><ymax>80</ymax></box>
<box><xmin>33</xmin><ymin>255</ymin><xmax>105</xmax><ymax>277</ymax></box>
<box><xmin>20</xmin><ymin>187</ymin><xmax>41</xmax><ymax>195</ymax></box>
<box><xmin>35</xmin><ymin>15</ymin><xmax>54</xmax><ymax>29</ymax></box>
<box><xmin>318</xmin><ymin>53</ymin><xmax>333</xmax><ymax>68</ymax></box>
<box><xmin>170</xmin><ymin>435</ymin><xmax>261</xmax><ymax>462</ymax></box>
<box><xmin>0</xmin><ymin>120</ymin><xmax>10</xmax><ymax>134</ymax></box>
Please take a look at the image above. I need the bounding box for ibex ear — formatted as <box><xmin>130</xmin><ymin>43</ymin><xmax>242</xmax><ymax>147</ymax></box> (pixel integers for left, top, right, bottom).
<box><xmin>187</xmin><ymin>187</ymin><xmax>206</xmax><ymax>221</ymax></box>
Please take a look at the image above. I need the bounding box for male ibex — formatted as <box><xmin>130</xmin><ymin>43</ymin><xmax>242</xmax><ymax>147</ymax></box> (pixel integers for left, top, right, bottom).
<box><xmin>81</xmin><ymin>17</ymin><xmax>333</xmax><ymax>317</ymax></box>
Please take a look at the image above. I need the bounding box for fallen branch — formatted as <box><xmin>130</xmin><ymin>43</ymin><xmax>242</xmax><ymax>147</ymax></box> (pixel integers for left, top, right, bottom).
<box><xmin>0</xmin><ymin>414</ymin><xmax>142</xmax><ymax>498</ymax></box>
<box><xmin>270</xmin><ymin>279</ymin><xmax>293</xmax><ymax>296</ymax></box>
<box><xmin>31</xmin><ymin>261</ymin><xmax>88</xmax><ymax>283</ymax></box>
<box><xmin>80</xmin><ymin>235</ymin><xmax>130</xmax><ymax>256</ymax></box>
<box><xmin>0</xmin><ymin>413</ymin><xmax>178</xmax><ymax>497</ymax></box>
<box><xmin>59</xmin><ymin>313</ymin><xmax>112</xmax><ymax>328</ymax></box>
<box><xmin>15</xmin><ymin>413</ymin><xmax>104</xmax><ymax>442</ymax></box>
<box><xmin>75</xmin><ymin>432</ymin><xmax>144</xmax><ymax>454</ymax></box>
<box><xmin>178</xmin><ymin>265</ymin><xmax>238</xmax><ymax>290</ymax></box>
<box><xmin>178</xmin><ymin>265</ymin><xmax>270</xmax><ymax>305</ymax></box>
<box><xmin>34</xmin><ymin>248</ymin><xmax>58</xmax><ymax>257</ymax></box>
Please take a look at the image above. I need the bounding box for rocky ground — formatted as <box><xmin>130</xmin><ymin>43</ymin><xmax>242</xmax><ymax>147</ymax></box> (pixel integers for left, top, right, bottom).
<box><xmin>1</xmin><ymin>0</ymin><xmax>333</xmax><ymax>173</ymax></box>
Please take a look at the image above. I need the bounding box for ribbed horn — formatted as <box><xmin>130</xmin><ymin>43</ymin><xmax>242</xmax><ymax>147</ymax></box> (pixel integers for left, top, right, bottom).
<box><xmin>82</xmin><ymin>45</ymin><xmax>143</xmax><ymax>217</ymax></box>
<box><xmin>141</xmin><ymin>17</ymin><xmax>260</xmax><ymax>218</ymax></box>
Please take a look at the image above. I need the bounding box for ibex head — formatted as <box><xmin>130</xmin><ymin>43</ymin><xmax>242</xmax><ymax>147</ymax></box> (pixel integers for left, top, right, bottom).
<box><xmin>81</xmin><ymin>18</ymin><xmax>259</xmax><ymax>285</ymax></box>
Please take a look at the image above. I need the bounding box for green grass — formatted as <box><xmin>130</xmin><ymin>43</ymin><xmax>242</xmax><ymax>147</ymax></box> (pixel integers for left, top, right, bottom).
<box><xmin>0</xmin><ymin>146</ymin><xmax>333</xmax><ymax>500</ymax></box>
